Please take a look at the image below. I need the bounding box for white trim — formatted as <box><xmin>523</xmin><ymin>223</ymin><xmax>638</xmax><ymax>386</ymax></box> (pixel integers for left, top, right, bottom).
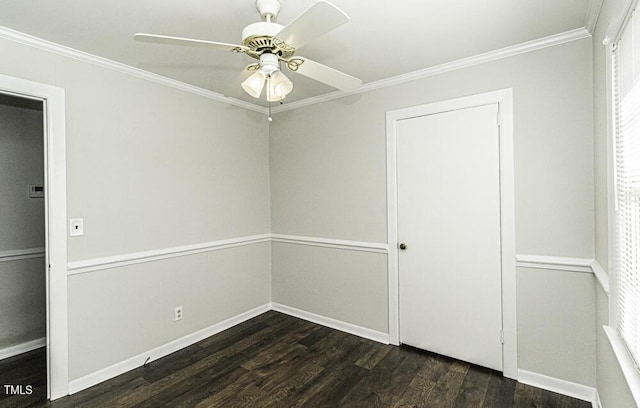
<box><xmin>0</xmin><ymin>26</ymin><xmax>267</xmax><ymax>115</ymax></box>
<box><xmin>604</xmin><ymin>0</ymin><xmax>637</xmax><ymax>44</ymax></box>
<box><xmin>68</xmin><ymin>302</ymin><xmax>391</xmax><ymax>395</ymax></box>
<box><xmin>68</xmin><ymin>303</ymin><xmax>271</xmax><ymax>395</ymax></box>
<box><xmin>67</xmin><ymin>234</ymin><xmax>388</xmax><ymax>276</ymax></box>
<box><xmin>386</xmin><ymin>106</ymin><xmax>400</xmax><ymax>348</ymax></box>
<box><xmin>271</xmin><ymin>302</ymin><xmax>390</xmax><ymax>344</ymax></box>
<box><xmin>586</xmin><ymin>0</ymin><xmax>605</xmax><ymax>34</ymax></box>
<box><xmin>43</xmin><ymin>80</ymin><xmax>68</xmax><ymax>401</ymax></box>
<box><xmin>0</xmin><ymin>74</ymin><xmax>69</xmax><ymax>400</ymax></box>
<box><xmin>385</xmin><ymin>88</ymin><xmax>517</xmax><ymax>379</ymax></box>
<box><xmin>515</xmin><ymin>254</ymin><xmax>611</xmax><ymax>294</ymax></box>
<box><xmin>67</xmin><ymin>234</ymin><xmax>271</xmax><ymax>275</ymax></box>
<box><xmin>0</xmin><ymin>247</ymin><xmax>45</xmax><ymax>262</ymax></box>
<box><xmin>270</xmin><ymin>234</ymin><xmax>388</xmax><ymax>253</ymax></box>
<box><xmin>272</xmin><ymin>29</ymin><xmax>590</xmax><ymax>114</ymax></box>
<box><xmin>591</xmin><ymin>260</ymin><xmax>610</xmax><ymax>295</ymax></box>
<box><xmin>604</xmin><ymin>325</ymin><xmax>640</xmax><ymax>407</ymax></box>
<box><xmin>0</xmin><ymin>25</ymin><xmax>589</xmax><ymax>116</ymax></box>
<box><xmin>515</xmin><ymin>254</ymin><xmax>595</xmax><ymax>273</ymax></box>
<box><xmin>605</xmin><ymin>39</ymin><xmax>618</xmax><ymax>327</ymax></box>
<box><xmin>0</xmin><ymin>337</ymin><xmax>46</xmax><ymax>361</ymax></box>
<box><xmin>594</xmin><ymin>390</ymin><xmax>602</xmax><ymax>408</ymax></box>
<box><xmin>518</xmin><ymin>369</ymin><xmax>597</xmax><ymax>403</ymax></box>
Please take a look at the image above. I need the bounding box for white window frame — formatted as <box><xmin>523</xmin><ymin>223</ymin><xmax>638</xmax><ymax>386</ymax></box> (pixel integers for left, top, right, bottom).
<box><xmin>606</xmin><ymin>0</ymin><xmax>640</xmax><ymax>404</ymax></box>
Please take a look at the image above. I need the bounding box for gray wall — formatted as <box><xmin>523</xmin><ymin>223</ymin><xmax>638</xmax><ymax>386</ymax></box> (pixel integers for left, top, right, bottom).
<box><xmin>0</xmin><ymin>20</ymin><xmax>602</xmax><ymax>394</ymax></box>
<box><xmin>271</xmin><ymin>243</ymin><xmax>388</xmax><ymax>333</ymax></box>
<box><xmin>270</xmin><ymin>38</ymin><xmax>596</xmax><ymax>386</ymax></box>
<box><xmin>593</xmin><ymin>0</ymin><xmax>637</xmax><ymax>406</ymax></box>
<box><xmin>68</xmin><ymin>243</ymin><xmax>270</xmax><ymax>379</ymax></box>
<box><xmin>517</xmin><ymin>268</ymin><xmax>595</xmax><ymax>386</ymax></box>
<box><xmin>0</xmin><ymin>36</ymin><xmax>271</xmax><ymax>379</ymax></box>
<box><xmin>0</xmin><ymin>98</ymin><xmax>46</xmax><ymax>350</ymax></box>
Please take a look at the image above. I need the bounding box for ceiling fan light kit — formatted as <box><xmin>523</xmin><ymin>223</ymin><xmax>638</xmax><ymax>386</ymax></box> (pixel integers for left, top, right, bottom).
<box><xmin>134</xmin><ymin>0</ymin><xmax>362</xmax><ymax>115</ymax></box>
<box><xmin>267</xmin><ymin>70</ymin><xmax>294</xmax><ymax>101</ymax></box>
<box><xmin>241</xmin><ymin>69</ymin><xmax>267</xmax><ymax>98</ymax></box>
<box><xmin>241</xmin><ymin>53</ymin><xmax>293</xmax><ymax>101</ymax></box>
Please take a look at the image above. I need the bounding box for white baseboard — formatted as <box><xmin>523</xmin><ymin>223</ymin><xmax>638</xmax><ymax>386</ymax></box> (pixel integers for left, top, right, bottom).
<box><xmin>66</xmin><ymin>303</ymin><xmax>600</xmax><ymax>405</ymax></box>
<box><xmin>67</xmin><ymin>301</ymin><xmax>390</xmax><ymax>395</ymax></box>
<box><xmin>0</xmin><ymin>337</ymin><xmax>46</xmax><ymax>360</ymax></box>
<box><xmin>68</xmin><ymin>303</ymin><xmax>271</xmax><ymax>394</ymax></box>
<box><xmin>518</xmin><ymin>369</ymin><xmax>597</xmax><ymax>403</ymax></box>
<box><xmin>270</xmin><ymin>302</ymin><xmax>390</xmax><ymax>344</ymax></box>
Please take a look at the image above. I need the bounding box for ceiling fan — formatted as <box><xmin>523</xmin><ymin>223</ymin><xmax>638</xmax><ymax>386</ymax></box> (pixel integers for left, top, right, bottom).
<box><xmin>134</xmin><ymin>0</ymin><xmax>362</xmax><ymax>103</ymax></box>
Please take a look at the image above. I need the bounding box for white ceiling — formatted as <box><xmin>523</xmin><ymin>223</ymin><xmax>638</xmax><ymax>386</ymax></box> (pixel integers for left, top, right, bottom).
<box><xmin>0</xmin><ymin>0</ymin><xmax>592</xmax><ymax>106</ymax></box>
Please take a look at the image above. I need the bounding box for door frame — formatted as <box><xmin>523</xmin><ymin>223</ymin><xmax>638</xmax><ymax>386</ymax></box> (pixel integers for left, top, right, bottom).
<box><xmin>386</xmin><ymin>88</ymin><xmax>516</xmax><ymax>379</ymax></box>
<box><xmin>0</xmin><ymin>74</ymin><xmax>69</xmax><ymax>398</ymax></box>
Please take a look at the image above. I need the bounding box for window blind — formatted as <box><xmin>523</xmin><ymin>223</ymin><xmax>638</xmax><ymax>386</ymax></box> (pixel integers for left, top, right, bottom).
<box><xmin>615</xmin><ymin>8</ymin><xmax>640</xmax><ymax>369</ymax></box>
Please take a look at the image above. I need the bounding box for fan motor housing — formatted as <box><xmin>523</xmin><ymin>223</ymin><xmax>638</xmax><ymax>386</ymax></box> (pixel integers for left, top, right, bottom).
<box><xmin>241</xmin><ymin>22</ymin><xmax>294</xmax><ymax>59</ymax></box>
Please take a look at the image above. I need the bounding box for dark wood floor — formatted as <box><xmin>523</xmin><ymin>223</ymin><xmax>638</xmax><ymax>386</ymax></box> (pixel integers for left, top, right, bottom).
<box><xmin>0</xmin><ymin>311</ymin><xmax>591</xmax><ymax>408</ymax></box>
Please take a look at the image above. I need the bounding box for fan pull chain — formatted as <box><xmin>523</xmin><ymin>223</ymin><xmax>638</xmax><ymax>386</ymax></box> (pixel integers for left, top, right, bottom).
<box><xmin>267</xmin><ymin>75</ymin><xmax>273</xmax><ymax>122</ymax></box>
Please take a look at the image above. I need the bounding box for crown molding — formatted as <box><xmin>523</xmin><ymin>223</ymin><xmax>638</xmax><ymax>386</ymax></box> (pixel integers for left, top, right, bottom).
<box><xmin>0</xmin><ymin>25</ymin><xmax>268</xmax><ymax>114</ymax></box>
<box><xmin>0</xmin><ymin>24</ymin><xmax>590</xmax><ymax>116</ymax></box>
<box><xmin>273</xmin><ymin>27</ymin><xmax>591</xmax><ymax>114</ymax></box>
<box><xmin>586</xmin><ymin>0</ymin><xmax>605</xmax><ymax>34</ymax></box>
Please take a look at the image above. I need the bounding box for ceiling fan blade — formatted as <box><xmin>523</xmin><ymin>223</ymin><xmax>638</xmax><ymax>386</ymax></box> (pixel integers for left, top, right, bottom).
<box><xmin>275</xmin><ymin>1</ymin><xmax>349</xmax><ymax>50</ymax></box>
<box><xmin>290</xmin><ymin>57</ymin><xmax>362</xmax><ymax>92</ymax></box>
<box><xmin>134</xmin><ymin>33</ymin><xmax>246</xmax><ymax>52</ymax></box>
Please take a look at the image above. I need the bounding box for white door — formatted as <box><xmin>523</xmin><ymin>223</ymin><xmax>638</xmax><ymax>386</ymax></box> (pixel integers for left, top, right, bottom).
<box><xmin>397</xmin><ymin>103</ymin><xmax>503</xmax><ymax>371</ymax></box>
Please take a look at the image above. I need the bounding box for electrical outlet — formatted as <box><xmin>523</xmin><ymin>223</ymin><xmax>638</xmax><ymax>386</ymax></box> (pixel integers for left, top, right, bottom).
<box><xmin>174</xmin><ymin>306</ymin><xmax>183</xmax><ymax>321</ymax></box>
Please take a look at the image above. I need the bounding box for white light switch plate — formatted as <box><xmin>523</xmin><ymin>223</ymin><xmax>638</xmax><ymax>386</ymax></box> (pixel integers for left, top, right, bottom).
<box><xmin>69</xmin><ymin>218</ymin><xmax>84</xmax><ymax>236</ymax></box>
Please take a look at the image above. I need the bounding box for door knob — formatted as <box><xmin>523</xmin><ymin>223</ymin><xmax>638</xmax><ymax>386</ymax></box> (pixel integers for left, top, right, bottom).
<box><xmin>399</xmin><ymin>243</ymin><xmax>407</xmax><ymax>250</ymax></box>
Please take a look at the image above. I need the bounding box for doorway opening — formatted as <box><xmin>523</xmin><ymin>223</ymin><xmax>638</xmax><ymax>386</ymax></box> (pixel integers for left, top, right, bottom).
<box><xmin>0</xmin><ymin>93</ymin><xmax>47</xmax><ymax>405</ymax></box>
<box><xmin>0</xmin><ymin>74</ymin><xmax>68</xmax><ymax>401</ymax></box>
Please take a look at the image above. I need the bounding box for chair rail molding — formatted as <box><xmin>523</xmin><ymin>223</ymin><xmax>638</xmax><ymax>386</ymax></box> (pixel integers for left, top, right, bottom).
<box><xmin>67</xmin><ymin>234</ymin><xmax>271</xmax><ymax>275</ymax></box>
<box><xmin>515</xmin><ymin>254</ymin><xmax>594</xmax><ymax>273</ymax></box>
<box><xmin>67</xmin><ymin>233</ymin><xmax>390</xmax><ymax>276</ymax></box>
<box><xmin>0</xmin><ymin>247</ymin><xmax>45</xmax><ymax>262</ymax></box>
<box><xmin>516</xmin><ymin>254</ymin><xmax>610</xmax><ymax>295</ymax></box>
<box><xmin>270</xmin><ymin>234</ymin><xmax>388</xmax><ymax>253</ymax></box>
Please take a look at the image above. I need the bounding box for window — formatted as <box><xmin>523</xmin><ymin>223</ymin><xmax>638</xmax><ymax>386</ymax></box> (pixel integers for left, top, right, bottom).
<box><xmin>614</xmin><ymin>7</ymin><xmax>640</xmax><ymax>370</ymax></box>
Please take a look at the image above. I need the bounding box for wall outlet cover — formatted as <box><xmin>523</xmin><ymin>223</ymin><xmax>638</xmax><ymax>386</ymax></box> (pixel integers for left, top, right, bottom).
<box><xmin>69</xmin><ymin>218</ymin><xmax>84</xmax><ymax>237</ymax></box>
<box><xmin>174</xmin><ymin>306</ymin><xmax>183</xmax><ymax>321</ymax></box>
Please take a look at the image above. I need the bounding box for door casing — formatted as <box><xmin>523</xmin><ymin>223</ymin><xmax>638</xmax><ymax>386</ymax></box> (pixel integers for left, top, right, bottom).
<box><xmin>385</xmin><ymin>88</ymin><xmax>516</xmax><ymax>379</ymax></box>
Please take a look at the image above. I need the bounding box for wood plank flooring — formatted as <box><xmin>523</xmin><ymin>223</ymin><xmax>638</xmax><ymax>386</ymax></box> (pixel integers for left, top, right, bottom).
<box><xmin>0</xmin><ymin>311</ymin><xmax>591</xmax><ymax>407</ymax></box>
